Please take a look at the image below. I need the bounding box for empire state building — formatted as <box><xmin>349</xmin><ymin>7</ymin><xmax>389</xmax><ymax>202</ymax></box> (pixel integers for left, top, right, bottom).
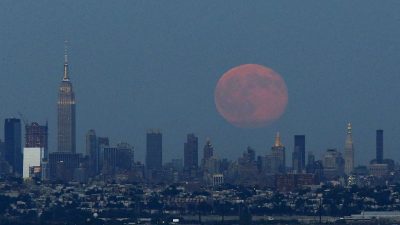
<box><xmin>57</xmin><ymin>51</ymin><xmax>76</xmax><ymax>153</ymax></box>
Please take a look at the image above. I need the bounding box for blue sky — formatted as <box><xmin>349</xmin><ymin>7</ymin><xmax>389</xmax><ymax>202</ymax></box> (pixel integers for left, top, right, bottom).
<box><xmin>1</xmin><ymin>1</ymin><xmax>400</xmax><ymax>165</ymax></box>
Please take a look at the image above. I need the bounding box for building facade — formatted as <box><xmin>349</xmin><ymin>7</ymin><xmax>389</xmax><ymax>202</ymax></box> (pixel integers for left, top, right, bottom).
<box><xmin>202</xmin><ymin>139</ymin><xmax>214</xmax><ymax>164</ymax></box>
<box><xmin>25</xmin><ymin>122</ymin><xmax>48</xmax><ymax>159</ymax></box>
<box><xmin>49</xmin><ymin>152</ymin><xmax>80</xmax><ymax>182</ymax></box>
<box><xmin>146</xmin><ymin>130</ymin><xmax>162</xmax><ymax>171</ymax></box>
<box><xmin>85</xmin><ymin>130</ymin><xmax>98</xmax><ymax>176</ymax></box>
<box><xmin>184</xmin><ymin>133</ymin><xmax>198</xmax><ymax>170</ymax></box>
<box><xmin>292</xmin><ymin>135</ymin><xmax>305</xmax><ymax>173</ymax></box>
<box><xmin>103</xmin><ymin>143</ymin><xmax>133</xmax><ymax>174</ymax></box>
<box><xmin>97</xmin><ymin>137</ymin><xmax>110</xmax><ymax>172</ymax></box>
<box><xmin>23</xmin><ymin>147</ymin><xmax>44</xmax><ymax>179</ymax></box>
<box><xmin>270</xmin><ymin>132</ymin><xmax>286</xmax><ymax>173</ymax></box>
<box><xmin>323</xmin><ymin>148</ymin><xmax>345</xmax><ymax>180</ymax></box>
<box><xmin>376</xmin><ymin>129</ymin><xmax>383</xmax><ymax>164</ymax></box>
<box><xmin>4</xmin><ymin>118</ymin><xmax>22</xmax><ymax>175</ymax></box>
<box><xmin>57</xmin><ymin>52</ymin><xmax>76</xmax><ymax>153</ymax></box>
<box><xmin>344</xmin><ymin>123</ymin><xmax>354</xmax><ymax>175</ymax></box>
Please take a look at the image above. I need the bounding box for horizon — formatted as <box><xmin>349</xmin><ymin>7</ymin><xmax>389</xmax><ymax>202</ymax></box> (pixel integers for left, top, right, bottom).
<box><xmin>1</xmin><ymin>1</ymin><xmax>399</xmax><ymax>165</ymax></box>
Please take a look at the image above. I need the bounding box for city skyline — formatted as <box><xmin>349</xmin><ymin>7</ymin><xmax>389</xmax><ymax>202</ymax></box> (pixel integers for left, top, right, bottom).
<box><xmin>2</xmin><ymin>2</ymin><xmax>400</xmax><ymax>224</ymax></box>
<box><xmin>1</xmin><ymin>1</ymin><xmax>400</xmax><ymax>165</ymax></box>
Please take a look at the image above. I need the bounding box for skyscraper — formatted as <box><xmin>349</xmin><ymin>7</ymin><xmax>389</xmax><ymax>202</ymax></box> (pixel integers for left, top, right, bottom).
<box><xmin>0</xmin><ymin>139</ymin><xmax>4</xmax><ymax>159</ymax></box>
<box><xmin>184</xmin><ymin>133</ymin><xmax>198</xmax><ymax>169</ymax></box>
<box><xmin>103</xmin><ymin>143</ymin><xmax>134</xmax><ymax>174</ymax></box>
<box><xmin>57</xmin><ymin>49</ymin><xmax>76</xmax><ymax>153</ymax></box>
<box><xmin>25</xmin><ymin>122</ymin><xmax>48</xmax><ymax>158</ymax></box>
<box><xmin>202</xmin><ymin>139</ymin><xmax>214</xmax><ymax>164</ymax></box>
<box><xmin>23</xmin><ymin>122</ymin><xmax>47</xmax><ymax>179</ymax></box>
<box><xmin>323</xmin><ymin>149</ymin><xmax>345</xmax><ymax>180</ymax></box>
<box><xmin>344</xmin><ymin>123</ymin><xmax>354</xmax><ymax>175</ymax></box>
<box><xmin>97</xmin><ymin>137</ymin><xmax>110</xmax><ymax>172</ymax></box>
<box><xmin>4</xmin><ymin>118</ymin><xmax>22</xmax><ymax>175</ymax></box>
<box><xmin>270</xmin><ymin>132</ymin><xmax>286</xmax><ymax>173</ymax></box>
<box><xmin>376</xmin><ymin>129</ymin><xmax>383</xmax><ymax>164</ymax></box>
<box><xmin>49</xmin><ymin>152</ymin><xmax>80</xmax><ymax>182</ymax></box>
<box><xmin>292</xmin><ymin>135</ymin><xmax>305</xmax><ymax>173</ymax></box>
<box><xmin>117</xmin><ymin>142</ymin><xmax>134</xmax><ymax>169</ymax></box>
<box><xmin>146</xmin><ymin>130</ymin><xmax>162</xmax><ymax>171</ymax></box>
<box><xmin>86</xmin><ymin>130</ymin><xmax>98</xmax><ymax>176</ymax></box>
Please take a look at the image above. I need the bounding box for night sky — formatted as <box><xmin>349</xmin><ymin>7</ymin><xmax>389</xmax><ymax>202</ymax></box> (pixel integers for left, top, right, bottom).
<box><xmin>1</xmin><ymin>1</ymin><xmax>400</xmax><ymax>165</ymax></box>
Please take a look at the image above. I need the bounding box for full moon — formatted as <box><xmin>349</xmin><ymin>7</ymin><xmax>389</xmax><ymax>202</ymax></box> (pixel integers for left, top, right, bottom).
<box><xmin>215</xmin><ymin>64</ymin><xmax>288</xmax><ymax>128</ymax></box>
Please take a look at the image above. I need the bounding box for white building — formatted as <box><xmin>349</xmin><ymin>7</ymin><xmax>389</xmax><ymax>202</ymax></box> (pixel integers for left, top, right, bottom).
<box><xmin>23</xmin><ymin>147</ymin><xmax>44</xmax><ymax>178</ymax></box>
<box><xmin>212</xmin><ymin>174</ymin><xmax>224</xmax><ymax>186</ymax></box>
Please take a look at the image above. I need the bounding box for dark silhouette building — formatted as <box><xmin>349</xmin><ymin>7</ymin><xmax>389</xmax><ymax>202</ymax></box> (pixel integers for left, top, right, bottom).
<box><xmin>103</xmin><ymin>143</ymin><xmax>133</xmax><ymax>174</ymax></box>
<box><xmin>4</xmin><ymin>118</ymin><xmax>22</xmax><ymax>175</ymax></box>
<box><xmin>85</xmin><ymin>129</ymin><xmax>98</xmax><ymax>176</ymax></box>
<box><xmin>25</xmin><ymin>122</ymin><xmax>48</xmax><ymax>159</ymax></box>
<box><xmin>202</xmin><ymin>139</ymin><xmax>214</xmax><ymax>166</ymax></box>
<box><xmin>98</xmin><ymin>137</ymin><xmax>109</xmax><ymax>146</ymax></box>
<box><xmin>57</xmin><ymin>50</ymin><xmax>76</xmax><ymax>153</ymax></box>
<box><xmin>97</xmin><ymin>137</ymin><xmax>110</xmax><ymax>172</ymax></box>
<box><xmin>146</xmin><ymin>130</ymin><xmax>162</xmax><ymax>170</ymax></box>
<box><xmin>376</xmin><ymin>129</ymin><xmax>383</xmax><ymax>164</ymax></box>
<box><xmin>184</xmin><ymin>133</ymin><xmax>198</xmax><ymax>169</ymax></box>
<box><xmin>49</xmin><ymin>152</ymin><xmax>80</xmax><ymax>182</ymax></box>
<box><xmin>292</xmin><ymin>135</ymin><xmax>305</xmax><ymax>173</ymax></box>
<box><xmin>0</xmin><ymin>139</ymin><xmax>4</xmax><ymax>159</ymax></box>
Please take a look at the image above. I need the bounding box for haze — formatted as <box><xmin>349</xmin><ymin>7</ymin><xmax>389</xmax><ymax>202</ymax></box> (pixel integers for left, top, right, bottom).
<box><xmin>1</xmin><ymin>1</ymin><xmax>400</xmax><ymax>165</ymax></box>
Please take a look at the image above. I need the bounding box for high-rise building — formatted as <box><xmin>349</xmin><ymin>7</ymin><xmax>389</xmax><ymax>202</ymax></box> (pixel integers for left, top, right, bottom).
<box><xmin>376</xmin><ymin>129</ymin><xmax>383</xmax><ymax>164</ymax></box>
<box><xmin>25</xmin><ymin>122</ymin><xmax>48</xmax><ymax>159</ymax></box>
<box><xmin>146</xmin><ymin>130</ymin><xmax>162</xmax><ymax>170</ymax></box>
<box><xmin>85</xmin><ymin>130</ymin><xmax>97</xmax><ymax>156</ymax></box>
<box><xmin>117</xmin><ymin>142</ymin><xmax>134</xmax><ymax>169</ymax></box>
<box><xmin>103</xmin><ymin>143</ymin><xmax>133</xmax><ymax>174</ymax></box>
<box><xmin>57</xmin><ymin>50</ymin><xmax>76</xmax><ymax>153</ymax></box>
<box><xmin>98</xmin><ymin>137</ymin><xmax>109</xmax><ymax>146</ymax></box>
<box><xmin>344</xmin><ymin>123</ymin><xmax>354</xmax><ymax>175</ymax></box>
<box><xmin>184</xmin><ymin>133</ymin><xmax>198</xmax><ymax>169</ymax></box>
<box><xmin>323</xmin><ymin>148</ymin><xmax>345</xmax><ymax>180</ymax></box>
<box><xmin>0</xmin><ymin>139</ymin><xmax>4</xmax><ymax>159</ymax></box>
<box><xmin>270</xmin><ymin>132</ymin><xmax>286</xmax><ymax>173</ymax></box>
<box><xmin>306</xmin><ymin>151</ymin><xmax>316</xmax><ymax>174</ymax></box>
<box><xmin>23</xmin><ymin>147</ymin><xmax>44</xmax><ymax>179</ymax></box>
<box><xmin>103</xmin><ymin>146</ymin><xmax>118</xmax><ymax>174</ymax></box>
<box><xmin>202</xmin><ymin>139</ymin><xmax>214</xmax><ymax>166</ymax></box>
<box><xmin>86</xmin><ymin>130</ymin><xmax>97</xmax><ymax>176</ymax></box>
<box><xmin>97</xmin><ymin>137</ymin><xmax>110</xmax><ymax>172</ymax></box>
<box><xmin>292</xmin><ymin>135</ymin><xmax>305</xmax><ymax>173</ymax></box>
<box><xmin>49</xmin><ymin>152</ymin><xmax>80</xmax><ymax>182</ymax></box>
<box><xmin>4</xmin><ymin>118</ymin><xmax>22</xmax><ymax>175</ymax></box>
<box><xmin>242</xmin><ymin>146</ymin><xmax>256</xmax><ymax>163</ymax></box>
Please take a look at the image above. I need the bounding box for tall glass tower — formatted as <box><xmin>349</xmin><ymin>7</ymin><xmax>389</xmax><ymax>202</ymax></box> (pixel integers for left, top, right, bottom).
<box><xmin>146</xmin><ymin>130</ymin><xmax>163</xmax><ymax>171</ymax></box>
<box><xmin>4</xmin><ymin>118</ymin><xmax>22</xmax><ymax>175</ymax></box>
<box><xmin>376</xmin><ymin>129</ymin><xmax>383</xmax><ymax>164</ymax></box>
<box><xmin>292</xmin><ymin>135</ymin><xmax>305</xmax><ymax>173</ymax></box>
<box><xmin>57</xmin><ymin>49</ymin><xmax>76</xmax><ymax>153</ymax></box>
<box><xmin>184</xmin><ymin>133</ymin><xmax>198</xmax><ymax>170</ymax></box>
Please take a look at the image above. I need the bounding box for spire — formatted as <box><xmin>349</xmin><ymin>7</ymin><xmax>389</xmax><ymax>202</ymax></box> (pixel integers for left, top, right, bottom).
<box><xmin>63</xmin><ymin>40</ymin><xmax>69</xmax><ymax>80</ymax></box>
<box><xmin>347</xmin><ymin>122</ymin><xmax>352</xmax><ymax>135</ymax></box>
<box><xmin>345</xmin><ymin>122</ymin><xmax>353</xmax><ymax>146</ymax></box>
<box><xmin>274</xmin><ymin>132</ymin><xmax>283</xmax><ymax>147</ymax></box>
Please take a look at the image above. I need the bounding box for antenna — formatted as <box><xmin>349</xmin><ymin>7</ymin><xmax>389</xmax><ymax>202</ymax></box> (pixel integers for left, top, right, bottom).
<box><xmin>64</xmin><ymin>40</ymin><xmax>68</xmax><ymax>64</ymax></box>
<box><xmin>63</xmin><ymin>40</ymin><xmax>69</xmax><ymax>80</ymax></box>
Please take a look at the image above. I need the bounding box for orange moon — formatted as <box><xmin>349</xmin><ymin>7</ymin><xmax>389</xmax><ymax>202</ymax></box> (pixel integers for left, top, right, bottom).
<box><xmin>214</xmin><ymin>64</ymin><xmax>288</xmax><ymax>128</ymax></box>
